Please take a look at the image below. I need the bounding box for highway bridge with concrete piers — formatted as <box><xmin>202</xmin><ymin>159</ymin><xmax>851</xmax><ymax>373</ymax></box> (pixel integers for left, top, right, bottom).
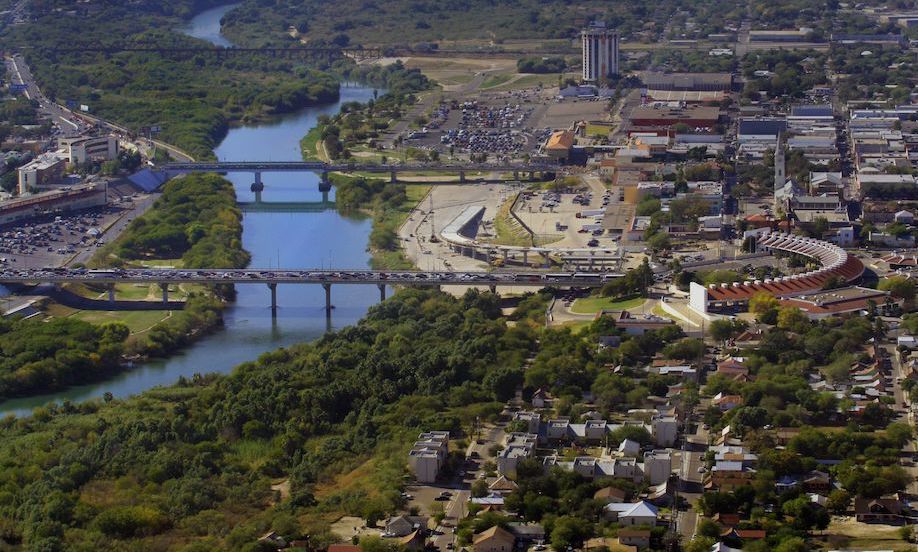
<box><xmin>0</xmin><ymin>268</ymin><xmax>619</xmax><ymax>316</ymax></box>
<box><xmin>36</xmin><ymin>45</ymin><xmax>577</xmax><ymax>60</ymax></box>
<box><xmin>162</xmin><ymin>160</ymin><xmax>558</xmax><ymax>201</ymax></box>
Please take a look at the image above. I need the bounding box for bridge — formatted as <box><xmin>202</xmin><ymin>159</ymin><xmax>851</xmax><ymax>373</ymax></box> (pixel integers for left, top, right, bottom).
<box><xmin>0</xmin><ymin>268</ymin><xmax>618</xmax><ymax>316</ymax></box>
<box><xmin>37</xmin><ymin>45</ymin><xmax>577</xmax><ymax>60</ymax></box>
<box><xmin>237</xmin><ymin>200</ymin><xmax>334</xmax><ymax>213</ymax></box>
<box><xmin>162</xmin><ymin>160</ymin><xmax>559</xmax><ymax>201</ymax></box>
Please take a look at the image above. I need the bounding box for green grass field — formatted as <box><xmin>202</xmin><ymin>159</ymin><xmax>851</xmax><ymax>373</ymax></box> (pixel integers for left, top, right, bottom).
<box><xmin>44</xmin><ymin>302</ymin><xmax>174</xmax><ymax>334</ymax></box>
<box><xmin>571</xmin><ymin>296</ymin><xmax>646</xmax><ymax>314</ymax></box>
<box><xmin>585</xmin><ymin>123</ymin><xmax>612</xmax><ymax>137</ymax></box>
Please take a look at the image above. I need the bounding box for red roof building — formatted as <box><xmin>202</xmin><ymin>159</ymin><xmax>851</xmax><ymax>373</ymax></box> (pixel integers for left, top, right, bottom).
<box><xmin>689</xmin><ymin>232</ymin><xmax>865</xmax><ymax>315</ymax></box>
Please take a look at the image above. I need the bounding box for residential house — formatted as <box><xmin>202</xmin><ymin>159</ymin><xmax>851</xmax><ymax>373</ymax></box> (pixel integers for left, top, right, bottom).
<box><xmin>497</xmin><ymin>433</ymin><xmax>538</xmax><ymax>478</ymax></box>
<box><xmin>399</xmin><ymin>530</ymin><xmax>425</xmax><ymax>551</ymax></box>
<box><xmin>618</xmin><ymin>439</ymin><xmax>642</xmax><ymax>458</ymax></box>
<box><xmin>328</xmin><ymin>546</ymin><xmax>360</xmax><ymax>552</ymax></box>
<box><xmin>707</xmin><ymin>460</ymin><xmax>755</xmax><ymax>491</ymax></box>
<box><xmin>471</xmin><ymin>493</ymin><xmax>505</xmax><ymax>510</ymax></box>
<box><xmin>802</xmin><ymin>470</ymin><xmax>833</xmax><ymax>493</ymax></box>
<box><xmin>719</xmin><ymin>528</ymin><xmax>766</xmax><ymax>541</ymax></box>
<box><xmin>385</xmin><ymin>515</ymin><xmax>428</xmax><ymax>537</ymax></box>
<box><xmin>618</xmin><ymin>529</ymin><xmax>651</xmax><ymax>549</ymax></box>
<box><xmin>854</xmin><ymin>497</ymin><xmax>905</xmax><ymax>523</ymax></box>
<box><xmin>473</xmin><ymin>526</ymin><xmax>516</xmax><ymax>552</ymax></box>
<box><xmin>408</xmin><ymin>431</ymin><xmax>449</xmax><ymax>483</ymax></box>
<box><xmin>488</xmin><ymin>476</ymin><xmax>519</xmax><ymax>496</ymax></box>
<box><xmin>643</xmin><ymin>450</ymin><xmax>672</xmax><ymax>485</ymax></box>
<box><xmin>594</xmin><ymin>485</ymin><xmax>629</xmax><ymax>504</ymax></box>
<box><xmin>651</xmin><ymin>415</ymin><xmax>679</xmax><ymax>447</ymax></box>
<box><xmin>507</xmin><ymin>524</ymin><xmax>545</xmax><ymax>547</ymax></box>
<box><xmin>604</xmin><ymin>501</ymin><xmax>659</xmax><ymax>526</ymax></box>
<box><xmin>712</xmin><ymin>392</ymin><xmax>743</xmax><ymax>411</ymax></box>
<box><xmin>512</xmin><ymin>411</ymin><xmax>541</xmax><ymax>434</ymax></box>
<box><xmin>531</xmin><ymin>389</ymin><xmax>553</xmax><ymax>408</ymax></box>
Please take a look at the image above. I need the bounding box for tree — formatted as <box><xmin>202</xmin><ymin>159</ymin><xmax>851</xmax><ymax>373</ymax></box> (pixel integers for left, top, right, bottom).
<box><xmin>471</xmin><ymin>479</ymin><xmax>489</xmax><ymax>498</ymax></box>
<box><xmin>709</xmin><ymin>318</ymin><xmax>747</xmax><ymax>344</ymax></box>
<box><xmin>878</xmin><ymin>276</ymin><xmax>916</xmax><ymax>304</ymax></box>
<box><xmin>826</xmin><ymin>489</ymin><xmax>851</xmax><ymax>514</ymax></box>
<box><xmin>647</xmin><ymin>232</ymin><xmax>671</xmax><ymax>252</ymax></box>
<box><xmin>749</xmin><ymin>293</ymin><xmax>779</xmax><ymax>316</ymax></box>
<box><xmin>776</xmin><ymin>307</ymin><xmax>809</xmax><ymax>332</ymax></box>
<box><xmin>549</xmin><ymin>516</ymin><xmax>592</xmax><ymax>551</ymax></box>
<box><xmin>696</xmin><ymin>518</ymin><xmax>721</xmax><ymax>538</ymax></box>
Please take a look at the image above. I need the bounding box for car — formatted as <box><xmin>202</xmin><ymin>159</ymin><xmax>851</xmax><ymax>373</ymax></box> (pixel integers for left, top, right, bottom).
<box><xmin>447</xmin><ymin>543</ymin><xmax>455</xmax><ymax>549</ymax></box>
<box><xmin>697</xmin><ymin>466</ymin><xmax>706</xmax><ymax>473</ymax></box>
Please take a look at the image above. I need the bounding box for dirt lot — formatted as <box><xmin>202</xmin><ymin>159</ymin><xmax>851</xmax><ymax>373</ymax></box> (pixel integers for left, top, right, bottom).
<box><xmin>534</xmin><ymin>98</ymin><xmax>611</xmax><ymax>129</ymax></box>
<box><xmin>812</xmin><ymin>516</ymin><xmax>911</xmax><ymax>551</ymax></box>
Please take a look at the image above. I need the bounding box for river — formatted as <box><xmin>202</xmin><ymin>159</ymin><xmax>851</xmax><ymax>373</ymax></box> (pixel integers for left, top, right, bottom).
<box><xmin>0</xmin><ymin>5</ymin><xmax>381</xmax><ymax>417</ymax></box>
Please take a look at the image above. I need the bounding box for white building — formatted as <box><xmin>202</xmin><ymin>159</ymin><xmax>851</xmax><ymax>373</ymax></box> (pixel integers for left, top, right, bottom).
<box><xmin>643</xmin><ymin>450</ymin><xmax>672</xmax><ymax>485</ymax></box>
<box><xmin>496</xmin><ymin>433</ymin><xmax>538</xmax><ymax>478</ymax></box>
<box><xmin>651</xmin><ymin>416</ymin><xmax>678</xmax><ymax>448</ymax></box>
<box><xmin>582</xmin><ymin>22</ymin><xmax>619</xmax><ymax>82</ymax></box>
<box><xmin>62</xmin><ymin>135</ymin><xmax>119</xmax><ymax>164</ymax></box>
<box><xmin>407</xmin><ymin>431</ymin><xmax>449</xmax><ymax>483</ymax></box>
<box><xmin>17</xmin><ymin>153</ymin><xmax>67</xmax><ymax>195</ymax></box>
<box><xmin>603</xmin><ymin>501</ymin><xmax>659</xmax><ymax>525</ymax></box>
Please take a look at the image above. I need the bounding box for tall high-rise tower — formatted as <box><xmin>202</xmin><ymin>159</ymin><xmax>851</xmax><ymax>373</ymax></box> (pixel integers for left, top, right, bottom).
<box><xmin>581</xmin><ymin>21</ymin><xmax>619</xmax><ymax>82</ymax></box>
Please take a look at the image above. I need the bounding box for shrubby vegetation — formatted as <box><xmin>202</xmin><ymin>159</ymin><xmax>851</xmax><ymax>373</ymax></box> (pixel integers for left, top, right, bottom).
<box><xmin>2</xmin><ymin>1</ymin><xmax>340</xmax><ymax>160</ymax></box>
<box><xmin>0</xmin><ymin>289</ymin><xmax>536</xmax><ymax>550</ymax></box>
<box><xmin>516</xmin><ymin>56</ymin><xmax>567</xmax><ymax>74</ymax></box>
<box><xmin>0</xmin><ymin>317</ymin><xmax>128</xmax><ymax>400</ymax></box>
<box><xmin>100</xmin><ymin>173</ymin><xmax>250</xmax><ymax>271</ymax></box>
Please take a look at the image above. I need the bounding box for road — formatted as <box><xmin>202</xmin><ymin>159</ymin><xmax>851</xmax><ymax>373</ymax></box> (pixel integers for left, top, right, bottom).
<box><xmin>0</xmin><ymin>267</ymin><xmax>618</xmax><ymax>287</ymax></box>
<box><xmin>432</xmin><ymin>424</ymin><xmax>505</xmax><ymax>550</ymax></box>
<box><xmin>7</xmin><ymin>54</ymin><xmax>196</xmax><ymax>162</ymax></box>
<box><xmin>7</xmin><ymin>54</ymin><xmax>86</xmax><ymax>137</ymax></box>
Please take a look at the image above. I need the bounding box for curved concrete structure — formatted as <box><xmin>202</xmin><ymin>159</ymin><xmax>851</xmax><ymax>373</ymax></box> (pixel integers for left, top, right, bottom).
<box><xmin>703</xmin><ymin>233</ymin><xmax>864</xmax><ymax>305</ymax></box>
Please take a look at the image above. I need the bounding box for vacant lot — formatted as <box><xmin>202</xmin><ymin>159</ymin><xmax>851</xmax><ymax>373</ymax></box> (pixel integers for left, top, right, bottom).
<box><xmin>812</xmin><ymin>517</ymin><xmax>911</xmax><ymax>551</ymax></box>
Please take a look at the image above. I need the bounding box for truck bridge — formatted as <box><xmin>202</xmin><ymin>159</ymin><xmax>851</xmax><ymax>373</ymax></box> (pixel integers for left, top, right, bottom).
<box><xmin>162</xmin><ymin>161</ymin><xmax>559</xmax><ymax>201</ymax></box>
<box><xmin>0</xmin><ymin>267</ymin><xmax>619</xmax><ymax>316</ymax></box>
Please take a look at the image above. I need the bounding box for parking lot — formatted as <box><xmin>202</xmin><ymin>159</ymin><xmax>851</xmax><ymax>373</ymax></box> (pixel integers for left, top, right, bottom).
<box><xmin>0</xmin><ymin>205</ymin><xmax>131</xmax><ymax>269</ymax></box>
<box><xmin>406</xmin><ymin>97</ymin><xmax>550</xmax><ymax>159</ymax></box>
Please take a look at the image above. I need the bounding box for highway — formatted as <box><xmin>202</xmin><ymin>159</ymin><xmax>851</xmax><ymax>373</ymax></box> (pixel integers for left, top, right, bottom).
<box><xmin>0</xmin><ymin>267</ymin><xmax>618</xmax><ymax>287</ymax></box>
<box><xmin>162</xmin><ymin>160</ymin><xmax>559</xmax><ymax>175</ymax></box>
<box><xmin>7</xmin><ymin>54</ymin><xmax>86</xmax><ymax>137</ymax></box>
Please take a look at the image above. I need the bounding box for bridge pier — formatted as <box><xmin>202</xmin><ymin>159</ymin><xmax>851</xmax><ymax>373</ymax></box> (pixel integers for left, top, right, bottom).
<box><xmin>378</xmin><ymin>283</ymin><xmax>386</xmax><ymax>302</ymax></box>
<box><xmin>541</xmin><ymin>251</ymin><xmax>551</xmax><ymax>268</ymax></box>
<box><xmin>514</xmin><ymin>171</ymin><xmax>519</xmax><ymax>180</ymax></box>
<box><xmin>107</xmin><ymin>284</ymin><xmax>115</xmax><ymax>303</ymax></box>
<box><xmin>489</xmin><ymin>284</ymin><xmax>497</xmax><ymax>294</ymax></box>
<box><xmin>268</xmin><ymin>283</ymin><xmax>277</xmax><ymax>316</ymax></box>
<box><xmin>502</xmin><ymin>249</ymin><xmax>508</xmax><ymax>263</ymax></box>
<box><xmin>322</xmin><ymin>283</ymin><xmax>332</xmax><ymax>316</ymax></box>
<box><xmin>160</xmin><ymin>283</ymin><xmax>169</xmax><ymax>304</ymax></box>
<box><xmin>390</xmin><ymin>171</ymin><xmax>397</xmax><ymax>184</ymax></box>
<box><xmin>459</xmin><ymin>170</ymin><xmax>466</xmax><ymax>183</ymax></box>
<box><xmin>319</xmin><ymin>171</ymin><xmax>332</xmax><ymax>192</ymax></box>
<box><xmin>251</xmin><ymin>171</ymin><xmax>264</xmax><ymax>203</ymax></box>
<box><xmin>522</xmin><ymin>250</ymin><xmax>528</xmax><ymax>266</ymax></box>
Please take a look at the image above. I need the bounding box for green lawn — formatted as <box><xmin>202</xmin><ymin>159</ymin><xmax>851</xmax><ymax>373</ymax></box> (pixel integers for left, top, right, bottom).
<box><xmin>44</xmin><ymin>302</ymin><xmax>175</xmax><ymax>334</ymax></box>
<box><xmin>571</xmin><ymin>296</ymin><xmax>646</xmax><ymax>314</ymax></box>
<box><xmin>73</xmin><ymin>310</ymin><xmax>175</xmax><ymax>333</ymax></box>
<box><xmin>585</xmin><ymin>123</ymin><xmax>612</xmax><ymax>137</ymax></box>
